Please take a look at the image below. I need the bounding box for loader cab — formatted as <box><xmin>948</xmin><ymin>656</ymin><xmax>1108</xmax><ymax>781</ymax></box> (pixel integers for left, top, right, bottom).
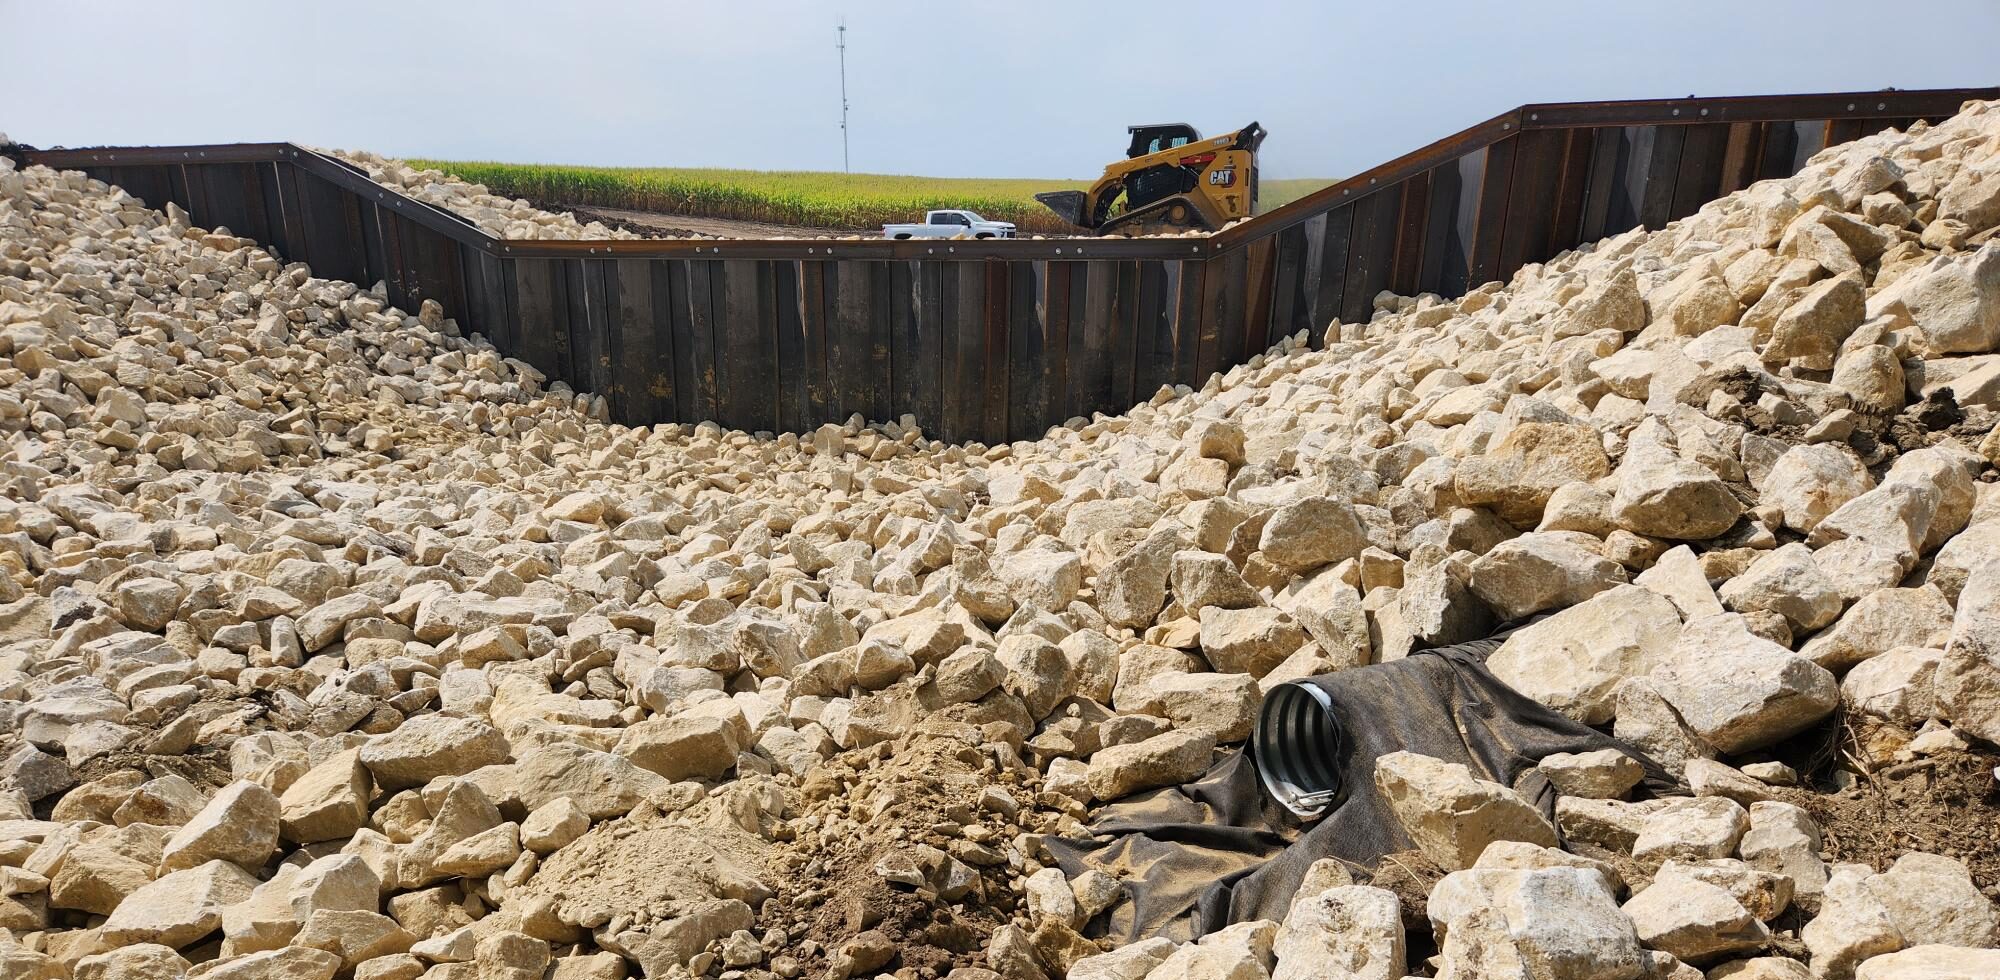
<box><xmin>1123</xmin><ymin>124</ymin><xmax>1205</xmax><ymax>211</ymax></box>
<box><xmin>1126</xmin><ymin>123</ymin><xmax>1201</xmax><ymax>159</ymax></box>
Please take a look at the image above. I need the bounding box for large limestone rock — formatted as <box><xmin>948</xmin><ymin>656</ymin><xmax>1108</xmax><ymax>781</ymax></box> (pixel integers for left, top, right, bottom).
<box><xmin>1390</xmin><ymin>553</ymin><xmax>1496</xmax><ymax>654</ymax></box>
<box><xmin>1885</xmin><ymin>446</ymin><xmax>1978</xmax><ymax>553</ymax></box>
<box><xmin>1144</xmin><ymin>671</ymin><xmax>1259</xmax><ymax>741</ymax></box>
<box><xmin>1100</xmin><ymin>528</ymin><xmax>1182</xmax><ymax>628</ymax></box>
<box><xmin>1536</xmin><ymin>749</ymin><xmax>1644</xmax><ymax>800</ymax></box>
<box><xmin>1622</xmin><ymin>868</ymin><xmax>1769</xmax><ymax>965</ymax></box>
<box><xmin>1259</xmin><ymin>497</ymin><xmax>1368</xmax><ymax>573</ymax></box>
<box><xmin>1765</xmin><ymin>274</ymin><xmax>1865</xmax><ymax>363</ymax></box>
<box><xmin>1467</xmin><ymin>533</ymin><xmax>1628</xmax><ymax>622</ymax></box>
<box><xmin>1613</xmin><ymin>676</ymin><xmax>1715</xmax><ymax>776</ymax></box>
<box><xmin>514</xmin><ymin>742</ymin><xmax>667</xmax><ymax>819</ymax></box>
<box><xmin>1487</xmin><ymin>586</ymin><xmax>1682</xmax><ymax>724</ymax></box>
<box><xmin>1862</xmin><ymin>852</ymin><xmax>1998</xmax><ymax>950</ymax></box>
<box><xmin>1739</xmin><ymin>802</ymin><xmax>1827</xmax><ymax>910</ymax></box>
<box><xmin>1272</xmin><ymin>571</ymin><xmax>1371</xmax><ymax>669</ymax></box>
<box><xmin>1070</xmin><ymin>938</ymin><xmax>1177</xmax><ymax>980</ymax></box>
<box><xmin>1373</xmin><ymin>751</ymin><xmax>1557</xmax><ymax>871</ymax></box>
<box><xmin>196</xmin><ymin>947</ymin><xmax>341</xmax><ymax>980</ymax></box>
<box><xmin>1654</xmin><ymin>858</ymin><xmax>1793</xmax><ymax>923</ymax></box>
<box><xmin>1804</xmin><ymin>866</ymin><xmax>1907</xmax><ymax>980</ymax></box>
<box><xmin>72</xmin><ymin>944</ymin><xmax>194</xmax><ymax>980</ymax></box>
<box><xmin>160</xmin><ymin>780</ymin><xmax>280</xmax><ymax>871</ymax></box>
<box><xmin>357</xmin><ymin>715</ymin><xmax>510</xmax><ymax>791</ymax></box>
<box><xmin>1631</xmin><ymin>797</ymin><xmax>1749</xmax><ymax>867</ymax></box>
<box><xmin>1894</xmin><ymin>244</ymin><xmax>2000</xmax><ymax>354</ymax></box>
<box><xmin>996</xmin><ymin>633</ymin><xmax>1078</xmax><ymax>719</ymax></box>
<box><xmin>1144</xmin><ymin>918</ymin><xmax>1276</xmax><ymax>979</ymax></box>
<box><xmin>1717</xmin><ymin>543</ymin><xmax>1845</xmax><ymax>633</ymax></box>
<box><xmin>1198</xmin><ymin>606</ymin><xmax>1307</xmax><ymax>677</ymax></box>
<box><xmin>1554</xmin><ymin>267</ymin><xmax>1647</xmax><ymax>336</ymax></box>
<box><xmin>1799</xmin><ymin>586</ymin><xmax>1953</xmax><ymax>673</ymax></box>
<box><xmin>1843</xmin><ymin>646</ymin><xmax>1946</xmax><ymax>725</ymax></box>
<box><xmin>294</xmin><ymin>908</ymin><xmax>416</xmax><ymax>968</ymax></box>
<box><xmin>1453</xmin><ymin>422</ymin><xmax>1613</xmax><ymax>526</ymax></box>
<box><xmin>1172</xmin><ymin>550</ymin><xmax>1263</xmax><ymax>612</ymax></box>
<box><xmin>1686</xmin><ymin>758</ymin><xmax>1777</xmax><ymax>807</ymax></box>
<box><xmin>1271</xmin><ymin>884</ymin><xmax>1404</xmax><ymax>980</ymax></box>
<box><xmin>1610</xmin><ymin>420</ymin><xmax>1744</xmax><ymax>541</ymax></box>
<box><xmin>1935</xmin><ymin>560</ymin><xmax>2000</xmax><ymax>744</ymax></box>
<box><xmin>1647</xmin><ymin>614</ymin><xmax>1838</xmax><ymax>753</ymax></box>
<box><xmin>1086</xmin><ymin>730</ymin><xmax>1215</xmax><ymax>803</ymax></box>
<box><xmin>279</xmin><ymin>750</ymin><xmax>373</xmax><ymax>845</ymax></box>
<box><xmin>1000</xmin><ymin>548</ymin><xmax>1083</xmax><ymax>612</ymax></box>
<box><xmin>100</xmin><ymin>859</ymin><xmax>261</xmax><ymax>948</ymax></box>
<box><xmin>614</xmin><ymin>713</ymin><xmax>741</xmax><ymax>781</ymax></box>
<box><xmin>1634</xmin><ymin>545</ymin><xmax>1725</xmax><ymax>620</ymax></box>
<box><xmin>1931</xmin><ymin>522</ymin><xmax>2000</xmax><ymax>602</ymax></box>
<box><xmin>1426</xmin><ymin>865</ymin><xmax>1647</xmax><ymax>980</ymax></box>
<box><xmin>1855</xmin><ymin>946</ymin><xmax>2000</xmax><ymax>980</ymax></box>
<box><xmin>1711</xmin><ymin>958</ymin><xmax>1812</xmax><ymax>979</ymax></box>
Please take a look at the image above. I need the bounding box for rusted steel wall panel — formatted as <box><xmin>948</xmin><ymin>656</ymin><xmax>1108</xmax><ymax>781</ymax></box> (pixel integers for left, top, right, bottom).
<box><xmin>1077</xmin><ymin>259</ymin><xmax>1119</xmax><ymax>420</ymax></box>
<box><xmin>684</xmin><ymin>260</ymin><xmax>723</xmax><ymax>424</ymax></box>
<box><xmin>719</xmin><ymin>259</ymin><xmax>776</xmax><ymax>433</ymax></box>
<box><xmin>1343</xmin><ymin>183</ymin><xmax>1407</xmax><ymax>323</ymax></box>
<box><xmin>1497</xmin><ymin>129</ymin><xmax>1566</xmax><ymax>280</ymax></box>
<box><xmin>1008</xmin><ymin>260</ymin><xmax>1046</xmax><ymax>440</ymax></box>
<box><xmin>1110</xmin><ymin>261</ymin><xmax>1141</xmax><ymax>408</ymax></box>
<box><xmin>610</xmin><ymin>258</ymin><xmax>673</xmax><ymax>424</ymax></box>
<box><xmin>1669</xmin><ymin>123</ymin><xmax>1732</xmax><ymax>222</ymax></box>
<box><xmin>941</xmin><ymin>262</ymin><xmax>984</xmax><ymax>443</ymax></box>
<box><xmin>1546</xmin><ymin>128</ymin><xmax>1597</xmax><ymax>256</ymax></box>
<box><xmin>1041</xmin><ymin>262</ymin><xmax>1077</xmax><ymax>425</ymax></box>
<box><xmin>906</xmin><ymin>261</ymin><xmax>944</xmax><ymax>436</ymax></box>
<box><xmin>773</xmin><ymin>260</ymin><xmax>810</xmax><ymax>433</ymax></box>
<box><xmin>1169</xmin><ymin>260</ymin><xmax>1204</xmax><ymax>387</ymax></box>
<box><xmin>979</xmin><ymin>260</ymin><xmax>1010</xmax><ymax>445</ymax></box>
<box><xmin>1243</xmin><ymin>239</ymin><xmax>1277</xmax><ymax>358</ymax></box>
<box><xmin>1465</xmin><ymin>138</ymin><xmax>1517</xmax><ymax>290</ymax></box>
<box><xmin>1308</xmin><ymin>206</ymin><xmax>1354</xmax><ymax>341</ymax></box>
<box><xmin>1267</xmin><ymin>224</ymin><xmax>1311</xmax><ymax>343</ymax></box>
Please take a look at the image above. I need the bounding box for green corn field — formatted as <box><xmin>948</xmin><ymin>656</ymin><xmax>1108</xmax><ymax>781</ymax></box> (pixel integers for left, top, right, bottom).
<box><xmin>409</xmin><ymin>159</ymin><xmax>1334</xmax><ymax>235</ymax></box>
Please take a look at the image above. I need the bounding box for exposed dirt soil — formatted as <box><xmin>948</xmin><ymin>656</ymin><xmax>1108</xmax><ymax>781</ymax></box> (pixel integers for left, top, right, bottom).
<box><xmin>1781</xmin><ymin>748</ymin><xmax>2000</xmax><ymax>896</ymax></box>
<box><xmin>521</xmin><ymin>800</ymin><xmax>777</xmax><ymax>937</ymax></box>
<box><xmin>762</xmin><ymin>728</ymin><xmax>1044</xmax><ymax>978</ymax></box>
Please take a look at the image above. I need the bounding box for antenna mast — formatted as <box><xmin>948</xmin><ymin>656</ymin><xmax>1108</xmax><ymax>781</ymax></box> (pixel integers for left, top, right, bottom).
<box><xmin>837</xmin><ymin>18</ymin><xmax>850</xmax><ymax>173</ymax></box>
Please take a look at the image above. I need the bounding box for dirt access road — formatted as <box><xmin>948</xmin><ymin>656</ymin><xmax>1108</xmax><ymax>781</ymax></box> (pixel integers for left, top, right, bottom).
<box><xmin>560</xmin><ymin>203</ymin><xmax>866</xmax><ymax>240</ymax></box>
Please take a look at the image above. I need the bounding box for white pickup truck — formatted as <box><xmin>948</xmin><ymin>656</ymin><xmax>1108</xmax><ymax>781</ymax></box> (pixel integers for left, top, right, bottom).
<box><xmin>882</xmin><ymin>210</ymin><xmax>1016</xmax><ymax>240</ymax></box>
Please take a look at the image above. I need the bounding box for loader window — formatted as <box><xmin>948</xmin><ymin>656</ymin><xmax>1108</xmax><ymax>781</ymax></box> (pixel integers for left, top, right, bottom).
<box><xmin>1128</xmin><ymin>124</ymin><xmax>1201</xmax><ymax>157</ymax></box>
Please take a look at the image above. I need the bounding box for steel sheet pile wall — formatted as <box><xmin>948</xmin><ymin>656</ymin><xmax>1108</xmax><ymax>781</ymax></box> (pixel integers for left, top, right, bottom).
<box><xmin>26</xmin><ymin>88</ymin><xmax>1995</xmax><ymax>443</ymax></box>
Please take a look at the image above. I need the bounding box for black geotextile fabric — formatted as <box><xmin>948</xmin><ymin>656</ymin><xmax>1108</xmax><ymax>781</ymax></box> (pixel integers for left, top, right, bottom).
<box><xmin>1047</xmin><ymin>634</ymin><xmax>1682</xmax><ymax>945</ymax></box>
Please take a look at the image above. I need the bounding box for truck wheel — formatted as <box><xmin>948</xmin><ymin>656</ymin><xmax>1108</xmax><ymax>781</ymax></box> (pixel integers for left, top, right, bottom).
<box><xmin>894</xmin><ymin>234</ymin><xmax>912</xmax><ymax>240</ymax></box>
<box><xmin>975</xmin><ymin>233</ymin><xmax>993</xmax><ymax>239</ymax></box>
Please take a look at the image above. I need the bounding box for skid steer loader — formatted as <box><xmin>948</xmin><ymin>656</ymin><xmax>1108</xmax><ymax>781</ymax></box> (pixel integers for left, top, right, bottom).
<box><xmin>1037</xmin><ymin>121</ymin><xmax>1266</xmax><ymax>236</ymax></box>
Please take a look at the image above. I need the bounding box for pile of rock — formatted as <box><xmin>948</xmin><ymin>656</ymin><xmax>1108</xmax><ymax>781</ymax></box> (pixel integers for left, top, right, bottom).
<box><xmin>2</xmin><ymin>95</ymin><xmax>1999</xmax><ymax>979</ymax></box>
<box><xmin>330</xmin><ymin>150</ymin><xmax>650</xmax><ymax>242</ymax></box>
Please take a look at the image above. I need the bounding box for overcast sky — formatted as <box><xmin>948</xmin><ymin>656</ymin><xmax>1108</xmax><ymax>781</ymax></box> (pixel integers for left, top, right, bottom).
<box><xmin>5</xmin><ymin>1</ymin><xmax>1996</xmax><ymax>180</ymax></box>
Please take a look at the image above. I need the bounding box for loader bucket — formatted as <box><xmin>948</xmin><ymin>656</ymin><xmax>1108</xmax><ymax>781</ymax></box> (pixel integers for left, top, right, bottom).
<box><xmin>1035</xmin><ymin>190</ymin><xmax>1089</xmax><ymax>227</ymax></box>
